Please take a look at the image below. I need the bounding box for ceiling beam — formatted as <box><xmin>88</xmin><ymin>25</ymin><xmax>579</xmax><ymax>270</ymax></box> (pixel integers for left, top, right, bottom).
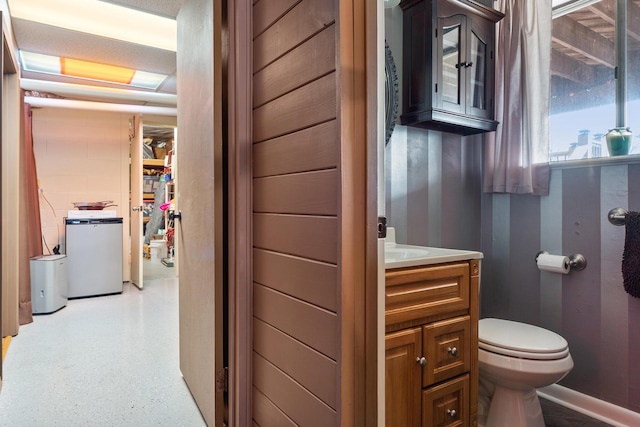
<box><xmin>551</xmin><ymin>49</ymin><xmax>597</xmax><ymax>84</ymax></box>
<box><xmin>588</xmin><ymin>0</ymin><xmax>640</xmax><ymax>44</ymax></box>
<box><xmin>552</xmin><ymin>15</ymin><xmax>615</xmax><ymax>68</ymax></box>
<box><xmin>20</xmin><ymin>79</ymin><xmax>177</xmax><ymax>106</ymax></box>
<box><xmin>24</xmin><ymin>96</ymin><xmax>177</xmax><ymax>115</ymax></box>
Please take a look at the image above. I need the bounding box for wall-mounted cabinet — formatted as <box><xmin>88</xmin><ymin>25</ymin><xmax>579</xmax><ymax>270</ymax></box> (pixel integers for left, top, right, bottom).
<box><xmin>400</xmin><ymin>0</ymin><xmax>503</xmax><ymax>135</ymax></box>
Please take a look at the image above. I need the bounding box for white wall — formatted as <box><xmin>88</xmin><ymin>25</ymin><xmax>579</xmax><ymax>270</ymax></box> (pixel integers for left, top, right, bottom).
<box><xmin>31</xmin><ymin>107</ymin><xmax>132</xmax><ymax>281</ymax></box>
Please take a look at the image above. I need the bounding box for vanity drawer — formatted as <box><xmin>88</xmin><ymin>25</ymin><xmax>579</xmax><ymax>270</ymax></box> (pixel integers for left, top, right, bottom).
<box><xmin>423</xmin><ymin>316</ymin><xmax>471</xmax><ymax>387</ymax></box>
<box><xmin>422</xmin><ymin>374</ymin><xmax>469</xmax><ymax>427</ymax></box>
<box><xmin>386</xmin><ymin>263</ymin><xmax>470</xmax><ymax>326</ymax></box>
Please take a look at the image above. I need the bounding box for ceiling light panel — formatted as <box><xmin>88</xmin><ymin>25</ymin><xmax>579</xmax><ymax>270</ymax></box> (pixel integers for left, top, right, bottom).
<box><xmin>61</xmin><ymin>58</ymin><xmax>135</xmax><ymax>84</ymax></box>
<box><xmin>8</xmin><ymin>0</ymin><xmax>177</xmax><ymax>51</ymax></box>
<box><xmin>20</xmin><ymin>51</ymin><xmax>167</xmax><ymax>90</ymax></box>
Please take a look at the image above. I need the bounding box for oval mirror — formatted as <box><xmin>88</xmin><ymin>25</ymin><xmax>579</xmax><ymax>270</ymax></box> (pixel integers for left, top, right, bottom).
<box><xmin>385</xmin><ymin>41</ymin><xmax>399</xmax><ymax>145</ymax></box>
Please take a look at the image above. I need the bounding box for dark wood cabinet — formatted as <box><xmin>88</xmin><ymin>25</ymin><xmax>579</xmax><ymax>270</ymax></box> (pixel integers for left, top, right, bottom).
<box><xmin>400</xmin><ymin>0</ymin><xmax>503</xmax><ymax>135</ymax></box>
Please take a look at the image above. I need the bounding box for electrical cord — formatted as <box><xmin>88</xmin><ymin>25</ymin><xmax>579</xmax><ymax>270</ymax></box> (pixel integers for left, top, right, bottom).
<box><xmin>39</xmin><ymin>188</ymin><xmax>61</xmax><ymax>255</ymax></box>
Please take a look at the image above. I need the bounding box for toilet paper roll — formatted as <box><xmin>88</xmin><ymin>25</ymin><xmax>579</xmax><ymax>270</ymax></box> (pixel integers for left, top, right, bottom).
<box><xmin>536</xmin><ymin>253</ymin><xmax>570</xmax><ymax>274</ymax></box>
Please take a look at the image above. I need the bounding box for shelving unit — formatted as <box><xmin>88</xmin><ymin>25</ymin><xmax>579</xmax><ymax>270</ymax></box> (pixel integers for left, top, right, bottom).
<box><xmin>161</xmin><ymin>148</ymin><xmax>175</xmax><ymax>267</ymax></box>
<box><xmin>142</xmin><ymin>158</ymin><xmax>165</xmax><ymax>223</ymax></box>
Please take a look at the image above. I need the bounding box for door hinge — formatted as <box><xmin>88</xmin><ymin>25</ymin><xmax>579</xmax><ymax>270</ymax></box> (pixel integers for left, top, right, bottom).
<box><xmin>216</xmin><ymin>367</ymin><xmax>228</xmax><ymax>393</ymax></box>
<box><xmin>378</xmin><ymin>216</ymin><xmax>387</xmax><ymax>239</ymax></box>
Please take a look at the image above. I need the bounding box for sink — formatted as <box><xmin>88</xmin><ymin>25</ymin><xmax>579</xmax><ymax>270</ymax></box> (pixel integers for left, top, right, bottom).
<box><xmin>385</xmin><ymin>246</ymin><xmax>431</xmax><ymax>261</ymax></box>
<box><xmin>384</xmin><ymin>227</ymin><xmax>483</xmax><ymax>269</ymax></box>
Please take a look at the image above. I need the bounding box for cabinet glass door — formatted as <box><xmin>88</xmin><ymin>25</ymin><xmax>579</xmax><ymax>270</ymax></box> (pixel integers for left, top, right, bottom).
<box><xmin>469</xmin><ymin>29</ymin><xmax>487</xmax><ymax>111</ymax></box>
<box><xmin>441</xmin><ymin>20</ymin><xmax>462</xmax><ymax>107</ymax></box>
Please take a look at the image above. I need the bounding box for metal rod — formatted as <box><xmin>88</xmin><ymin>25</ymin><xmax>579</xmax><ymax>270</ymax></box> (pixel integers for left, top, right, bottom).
<box><xmin>616</xmin><ymin>0</ymin><xmax>627</xmax><ymax>128</ymax></box>
<box><xmin>608</xmin><ymin>207</ymin><xmax>629</xmax><ymax>226</ymax></box>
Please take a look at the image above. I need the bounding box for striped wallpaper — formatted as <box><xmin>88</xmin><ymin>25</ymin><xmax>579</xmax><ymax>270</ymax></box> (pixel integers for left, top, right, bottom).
<box><xmin>385</xmin><ymin>126</ymin><xmax>640</xmax><ymax>413</ymax></box>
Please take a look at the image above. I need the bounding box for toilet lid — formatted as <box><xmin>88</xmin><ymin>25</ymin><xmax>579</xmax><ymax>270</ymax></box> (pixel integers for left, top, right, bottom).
<box><xmin>479</xmin><ymin>318</ymin><xmax>569</xmax><ymax>357</ymax></box>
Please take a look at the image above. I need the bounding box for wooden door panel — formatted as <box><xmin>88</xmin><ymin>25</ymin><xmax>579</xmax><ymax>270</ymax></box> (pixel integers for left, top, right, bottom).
<box><xmin>253</xmin><ymin>169</ymin><xmax>338</xmax><ymax>215</ymax></box>
<box><xmin>253</xmin><ymin>353</ymin><xmax>337</xmax><ymax>426</ymax></box>
<box><xmin>253</xmin><ymin>248</ymin><xmax>337</xmax><ymax>311</ymax></box>
<box><xmin>253</xmin><ymin>120</ymin><xmax>338</xmax><ymax>178</ymax></box>
<box><xmin>253</xmin><ymin>0</ymin><xmax>300</xmax><ymax>37</ymax></box>
<box><xmin>253</xmin><ymin>73</ymin><xmax>337</xmax><ymax>142</ymax></box>
<box><xmin>253</xmin><ymin>0</ymin><xmax>335</xmax><ymax>72</ymax></box>
<box><xmin>253</xmin><ymin>213</ymin><xmax>337</xmax><ymax>264</ymax></box>
<box><xmin>253</xmin><ymin>283</ymin><xmax>337</xmax><ymax>359</ymax></box>
<box><xmin>253</xmin><ymin>387</ymin><xmax>298</xmax><ymax>427</ymax></box>
<box><xmin>254</xmin><ymin>317</ymin><xmax>337</xmax><ymax>407</ymax></box>
<box><xmin>254</xmin><ymin>25</ymin><xmax>336</xmax><ymax>108</ymax></box>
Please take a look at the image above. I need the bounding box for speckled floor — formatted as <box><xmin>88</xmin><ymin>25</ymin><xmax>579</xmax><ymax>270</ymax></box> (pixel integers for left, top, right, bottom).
<box><xmin>0</xmin><ymin>270</ymin><xmax>205</xmax><ymax>427</ymax></box>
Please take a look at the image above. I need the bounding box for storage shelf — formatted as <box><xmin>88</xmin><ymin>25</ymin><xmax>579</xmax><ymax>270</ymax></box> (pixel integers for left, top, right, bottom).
<box><xmin>143</xmin><ymin>159</ymin><xmax>164</xmax><ymax>167</ymax></box>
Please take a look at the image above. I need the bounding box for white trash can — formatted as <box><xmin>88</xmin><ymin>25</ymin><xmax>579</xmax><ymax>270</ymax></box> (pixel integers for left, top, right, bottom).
<box><xmin>149</xmin><ymin>239</ymin><xmax>167</xmax><ymax>260</ymax></box>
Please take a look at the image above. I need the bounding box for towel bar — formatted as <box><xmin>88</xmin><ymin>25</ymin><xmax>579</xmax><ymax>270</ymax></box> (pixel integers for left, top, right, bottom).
<box><xmin>608</xmin><ymin>207</ymin><xmax>630</xmax><ymax>226</ymax></box>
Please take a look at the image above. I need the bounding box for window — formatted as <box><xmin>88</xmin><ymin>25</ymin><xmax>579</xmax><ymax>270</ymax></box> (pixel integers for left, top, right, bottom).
<box><xmin>549</xmin><ymin>0</ymin><xmax>639</xmax><ymax>161</ymax></box>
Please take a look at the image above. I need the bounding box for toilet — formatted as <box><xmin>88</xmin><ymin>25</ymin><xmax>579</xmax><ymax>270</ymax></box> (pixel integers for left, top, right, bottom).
<box><xmin>478</xmin><ymin>318</ymin><xmax>574</xmax><ymax>427</ymax></box>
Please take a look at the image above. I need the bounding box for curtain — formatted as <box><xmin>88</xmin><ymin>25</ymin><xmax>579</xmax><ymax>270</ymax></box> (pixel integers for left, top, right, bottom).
<box><xmin>483</xmin><ymin>0</ymin><xmax>552</xmax><ymax>196</ymax></box>
<box><xmin>18</xmin><ymin>102</ymin><xmax>43</xmax><ymax>325</ymax></box>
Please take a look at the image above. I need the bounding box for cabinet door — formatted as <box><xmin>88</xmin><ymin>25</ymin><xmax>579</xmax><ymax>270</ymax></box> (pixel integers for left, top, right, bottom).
<box><xmin>438</xmin><ymin>15</ymin><xmax>466</xmax><ymax>115</ymax></box>
<box><xmin>422</xmin><ymin>374</ymin><xmax>470</xmax><ymax>427</ymax></box>
<box><xmin>386</xmin><ymin>328</ymin><xmax>423</xmax><ymax>427</ymax></box>
<box><xmin>423</xmin><ymin>316</ymin><xmax>471</xmax><ymax>387</ymax></box>
<box><xmin>466</xmin><ymin>18</ymin><xmax>493</xmax><ymax>120</ymax></box>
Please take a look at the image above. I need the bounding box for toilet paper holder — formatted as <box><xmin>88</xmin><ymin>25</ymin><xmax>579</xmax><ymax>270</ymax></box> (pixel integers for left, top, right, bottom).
<box><xmin>535</xmin><ymin>251</ymin><xmax>587</xmax><ymax>271</ymax></box>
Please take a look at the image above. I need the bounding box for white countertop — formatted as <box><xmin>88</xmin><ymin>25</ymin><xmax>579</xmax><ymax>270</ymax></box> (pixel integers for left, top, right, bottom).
<box><xmin>384</xmin><ymin>228</ymin><xmax>483</xmax><ymax>269</ymax></box>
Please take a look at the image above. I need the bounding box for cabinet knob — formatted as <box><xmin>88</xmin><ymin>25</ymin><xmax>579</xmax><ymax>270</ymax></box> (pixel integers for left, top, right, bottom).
<box><xmin>415</xmin><ymin>356</ymin><xmax>427</xmax><ymax>367</ymax></box>
<box><xmin>447</xmin><ymin>409</ymin><xmax>457</xmax><ymax>419</ymax></box>
<box><xmin>447</xmin><ymin>346</ymin><xmax>458</xmax><ymax>357</ymax></box>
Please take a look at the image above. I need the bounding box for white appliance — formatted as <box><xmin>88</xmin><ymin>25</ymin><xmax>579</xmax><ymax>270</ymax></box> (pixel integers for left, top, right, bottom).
<box><xmin>65</xmin><ymin>217</ymin><xmax>123</xmax><ymax>298</ymax></box>
<box><xmin>30</xmin><ymin>254</ymin><xmax>68</xmax><ymax>314</ymax></box>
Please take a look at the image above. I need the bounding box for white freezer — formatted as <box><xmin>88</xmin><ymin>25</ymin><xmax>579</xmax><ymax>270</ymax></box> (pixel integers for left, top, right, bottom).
<box><xmin>65</xmin><ymin>218</ymin><xmax>123</xmax><ymax>298</ymax></box>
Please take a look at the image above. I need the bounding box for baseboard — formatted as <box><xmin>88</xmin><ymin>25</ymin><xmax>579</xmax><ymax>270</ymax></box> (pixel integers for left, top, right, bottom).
<box><xmin>538</xmin><ymin>384</ymin><xmax>640</xmax><ymax>427</ymax></box>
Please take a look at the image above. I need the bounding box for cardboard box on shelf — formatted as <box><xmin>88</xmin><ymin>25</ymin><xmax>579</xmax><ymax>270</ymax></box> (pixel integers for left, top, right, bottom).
<box><xmin>153</xmin><ymin>147</ymin><xmax>167</xmax><ymax>159</ymax></box>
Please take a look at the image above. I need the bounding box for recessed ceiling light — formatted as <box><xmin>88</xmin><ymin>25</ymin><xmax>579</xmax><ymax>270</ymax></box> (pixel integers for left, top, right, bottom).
<box><xmin>8</xmin><ymin>0</ymin><xmax>176</xmax><ymax>51</ymax></box>
<box><xmin>20</xmin><ymin>51</ymin><xmax>167</xmax><ymax>90</ymax></box>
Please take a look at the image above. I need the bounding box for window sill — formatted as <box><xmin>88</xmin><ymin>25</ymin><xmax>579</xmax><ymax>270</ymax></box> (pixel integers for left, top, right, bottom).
<box><xmin>549</xmin><ymin>154</ymin><xmax>640</xmax><ymax>170</ymax></box>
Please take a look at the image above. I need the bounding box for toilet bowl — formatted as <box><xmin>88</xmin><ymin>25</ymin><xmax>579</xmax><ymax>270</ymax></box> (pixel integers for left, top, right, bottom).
<box><xmin>478</xmin><ymin>318</ymin><xmax>574</xmax><ymax>427</ymax></box>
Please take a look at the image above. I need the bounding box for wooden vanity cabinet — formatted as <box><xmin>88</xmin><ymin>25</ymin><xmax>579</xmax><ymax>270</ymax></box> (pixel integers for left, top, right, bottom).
<box><xmin>385</xmin><ymin>259</ymin><xmax>480</xmax><ymax>427</ymax></box>
<box><xmin>399</xmin><ymin>0</ymin><xmax>503</xmax><ymax>135</ymax></box>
